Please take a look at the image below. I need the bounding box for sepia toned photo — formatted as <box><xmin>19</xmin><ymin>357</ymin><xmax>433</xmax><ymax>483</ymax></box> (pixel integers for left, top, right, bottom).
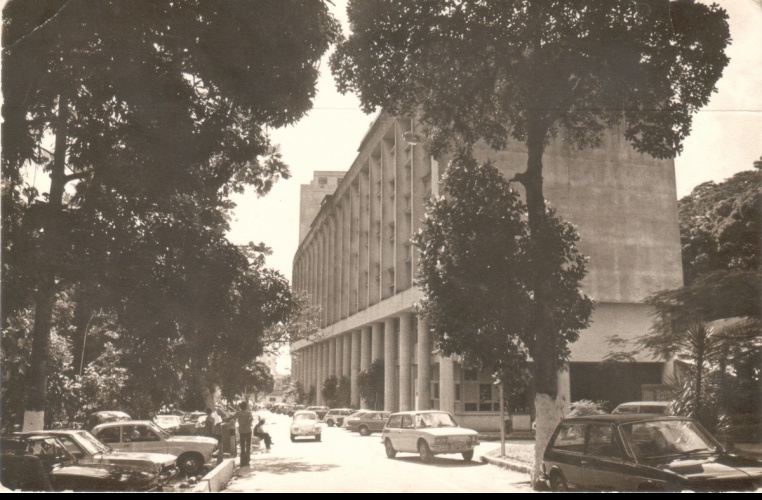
<box><xmin>1</xmin><ymin>0</ymin><xmax>761</xmax><ymax>492</ymax></box>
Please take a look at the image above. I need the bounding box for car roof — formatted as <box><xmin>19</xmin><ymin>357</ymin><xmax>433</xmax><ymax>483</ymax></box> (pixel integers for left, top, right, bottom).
<box><xmin>615</xmin><ymin>401</ymin><xmax>670</xmax><ymax>406</ymax></box>
<box><xmin>92</xmin><ymin>420</ymin><xmax>153</xmax><ymax>428</ymax></box>
<box><xmin>389</xmin><ymin>410</ymin><xmax>451</xmax><ymax>416</ymax></box>
<box><xmin>560</xmin><ymin>414</ymin><xmax>689</xmax><ymax>424</ymax></box>
<box><xmin>294</xmin><ymin>410</ymin><xmax>318</xmax><ymax>416</ymax></box>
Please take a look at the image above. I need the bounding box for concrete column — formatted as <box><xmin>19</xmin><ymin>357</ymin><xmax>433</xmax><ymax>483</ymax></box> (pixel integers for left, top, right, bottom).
<box><xmin>335</xmin><ymin>335</ymin><xmax>343</xmax><ymax>378</ymax></box>
<box><xmin>384</xmin><ymin>317</ymin><xmax>397</xmax><ymax>412</ymax></box>
<box><xmin>307</xmin><ymin>346</ymin><xmax>313</xmax><ymax>397</ymax></box>
<box><xmin>398</xmin><ymin>313</ymin><xmax>413</xmax><ymax>411</ymax></box>
<box><xmin>360</xmin><ymin>327</ymin><xmax>372</xmax><ymax>372</ymax></box>
<box><xmin>324</xmin><ymin>339</ymin><xmax>331</xmax><ymax>388</ymax></box>
<box><xmin>417</xmin><ymin>315</ymin><xmax>431</xmax><ymax>410</ymax></box>
<box><xmin>328</xmin><ymin>337</ymin><xmax>336</xmax><ymax>379</ymax></box>
<box><xmin>316</xmin><ymin>342</ymin><xmax>324</xmax><ymax>406</ymax></box>
<box><xmin>342</xmin><ymin>332</ymin><xmax>351</xmax><ymax>378</ymax></box>
<box><xmin>350</xmin><ymin>330</ymin><xmax>361</xmax><ymax>408</ymax></box>
<box><xmin>371</xmin><ymin>323</ymin><xmax>384</xmax><ymax>362</ymax></box>
<box><xmin>439</xmin><ymin>355</ymin><xmax>455</xmax><ymax>415</ymax></box>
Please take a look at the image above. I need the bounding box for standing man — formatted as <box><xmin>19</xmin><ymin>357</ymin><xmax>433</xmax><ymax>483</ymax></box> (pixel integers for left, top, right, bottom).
<box><xmin>227</xmin><ymin>402</ymin><xmax>254</xmax><ymax>467</ymax></box>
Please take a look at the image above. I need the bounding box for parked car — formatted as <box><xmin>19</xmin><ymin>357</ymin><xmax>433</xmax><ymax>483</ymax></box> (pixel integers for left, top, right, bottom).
<box><xmin>540</xmin><ymin>414</ymin><xmax>762</xmax><ymax>492</ymax></box>
<box><xmin>91</xmin><ymin>420</ymin><xmax>218</xmax><ymax>475</ymax></box>
<box><xmin>290</xmin><ymin>411</ymin><xmax>323</xmax><ymax>442</ymax></box>
<box><xmin>83</xmin><ymin>410</ymin><xmax>132</xmax><ymax>431</ymax></box>
<box><xmin>346</xmin><ymin>411</ymin><xmax>390</xmax><ymax>436</ymax></box>
<box><xmin>611</xmin><ymin>401</ymin><xmax>671</xmax><ymax>415</ymax></box>
<box><xmin>15</xmin><ymin>429</ymin><xmax>178</xmax><ymax>487</ymax></box>
<box><xmin>307</xmin><ymin>406</ymin><xmax>331</xmax><ymax>420</ymax></box>
<box><xmin>342</xmin><ymin>410</ymin><xmax>369</xmax><ymax>430</ymax></box>
<box><xmin>1</xmin><ymin>435</ymin><xmax>161</xmax><ymax>492</ymax></box>
<box><xmin>381</xmin><ymin>410</ymin><xmax>479</xmax><ymax>463</ymax></box>
<box><xmin>323</xmin><ymin>408</ymin><xmax>356</xmax><ymax>428</ymax></box>
<box><xmin>152</xmin><ymin>414</ymin><xmax>183</xmax><ymax>433</ymax></box>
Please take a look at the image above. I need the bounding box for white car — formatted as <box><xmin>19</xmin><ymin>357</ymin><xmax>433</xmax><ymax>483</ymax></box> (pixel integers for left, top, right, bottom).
<box><xmin>153</xmin><ymin>414</ymin><xmax>183</xmax><ymax>433</ymax></box>
<box><xmin>290</xmin><ymin>411</ymin><xmax>323</xmax><ymax>442</ymax></box>
<box><xmin>381</xmin><ymin>410</ymin><xmax>479</xmax><ymax>462</ymax></box>
<box><xmin>91</xmin><ymin>420</ymin><xmax>218</xmax><ymax>475</ymax></box>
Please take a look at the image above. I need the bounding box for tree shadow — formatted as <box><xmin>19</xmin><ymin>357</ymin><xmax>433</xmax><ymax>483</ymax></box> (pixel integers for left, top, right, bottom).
<box><xmin>234</xmin><ymin>457</ymin><xmax>339</xmax><ymax>478</ymax></box>
<box><xmin>393</xmin><ymin>455</ymin><xmax>487</xmax><ymax>468</ymax></box>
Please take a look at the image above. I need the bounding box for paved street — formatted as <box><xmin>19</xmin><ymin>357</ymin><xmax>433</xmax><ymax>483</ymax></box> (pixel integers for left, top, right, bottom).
<box><xmin>222</xmin><ymin>412</ymin><xmax>534</xmax><ymax>493</ymax></box>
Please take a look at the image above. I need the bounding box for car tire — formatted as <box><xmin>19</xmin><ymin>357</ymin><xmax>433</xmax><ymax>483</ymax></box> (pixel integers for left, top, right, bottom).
<box><xmin>385</xmin><ymin>439</ymin><xmax>397</xmax><ymax>459</ymax></box>
<box><xmin>418</xmin><ymin>440</ymin><xmax>434</xmax><ymax>463</ymax></box>
<box><xmin>290</xmin><ymin>433</ymin><xmax>296</xmax><ymax>442</ymax></box>
<box><xmin>178</xmin><ymin>452</ymin><xmax>203</xmax><ymax>476</ymax></box>
<box><xmin>462</xmin><ymin>450</ymin><xmax>474</xmax><ymax>462</ymax></box>
<box><xmin>327</xmin><ymin>420</ymin><xmax>334</xmax><ymax>427</ymax></box>
<box><xmin>358</xmin><ymin>425</ymin><xmax>370</xmax><ymax>437</ymax></box>
<box><xmin>550</xmin><ymin>473</ymin><xmax>568</xmax><ymax>492</ymax></box>
<box><xmin>315</xmin><ymin>434</ymin><xmax>321</xmax><ymax>442</ymax></box>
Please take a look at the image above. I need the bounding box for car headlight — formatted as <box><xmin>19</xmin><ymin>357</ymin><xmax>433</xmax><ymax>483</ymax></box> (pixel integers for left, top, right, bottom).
<box><xmin>434</xmin><ymin>437</ymin><xmax>448</xmax><ymax>445</ymax></box>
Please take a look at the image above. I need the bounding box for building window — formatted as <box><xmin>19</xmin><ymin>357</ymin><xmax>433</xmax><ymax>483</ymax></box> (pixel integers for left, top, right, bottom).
<box><xmin>433</xmin><ymin>383</ymin><xmax>439</xmax><ymax>399</ymax></box>
<box><xmin>318</xmin><ymin>177</ymin><xmax>327</xmax><ymax>188</ymax></box>
<box><xmin>464</xmin><ymin>368</ymin><xmax>478</xmax><ymax>381</ymax></box>
<box><xmin>455</xmin><ymin>383</ymin><xmax>461</xmax><ymax>401</ymax></box>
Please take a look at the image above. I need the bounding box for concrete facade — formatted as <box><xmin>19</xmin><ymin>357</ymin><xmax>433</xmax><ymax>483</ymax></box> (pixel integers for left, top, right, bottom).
<box><xmin>291</xmin><ymin>112</ymin><xmax>682</xmax><ymax>432</ymax></box>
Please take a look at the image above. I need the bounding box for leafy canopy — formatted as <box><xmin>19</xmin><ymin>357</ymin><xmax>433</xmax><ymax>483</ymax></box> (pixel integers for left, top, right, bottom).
<box><xmin>414</xmin><ymin>154</ymin><xmax>593</xmax><ymax>374</ymax></box>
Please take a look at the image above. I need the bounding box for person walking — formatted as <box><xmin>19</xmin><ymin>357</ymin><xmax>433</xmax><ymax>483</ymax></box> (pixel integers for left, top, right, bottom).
<box><xmin>254</xmin><ymin>418</ymin><xmax>273</xmax><ymax>452</ymax></box>
<box><xmin>227</xmin><ymin>401</ymin><xmax>254</xmax><ymax>467</ymax></box>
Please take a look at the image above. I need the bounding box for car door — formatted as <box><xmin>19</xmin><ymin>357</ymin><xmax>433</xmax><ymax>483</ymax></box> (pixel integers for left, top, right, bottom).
<box><xmin>398</xmin><ymin>415</ymin><xmax>416</xmax><ymax>452</ymax></box>
<box><xmin>383</xmin><ymin>415</ymin><xmax>403</xmax><ymax>449</ymax></box>
<box><xmin>582</xmin><ymin>424</ymin><xmax>626</xmax><ymax>490</ymax></box>
<box><xmin>123</xmin><ymin>424</ymin><xmax>165</xmax><ymax>455</ymax></box>
<box><xmin>95</xmin><ymin>426</ymin><xmax>124</xmax><ymax>451</ymax></box>
<box><xmin>370</xmin><ymin>412</ymin><xmax>388</xmax><ymax>432</ymax></box>
<box><xmin>547</xmin><ymin>423</ymin><xmax>587</xmax><ymax>489</ymax></box>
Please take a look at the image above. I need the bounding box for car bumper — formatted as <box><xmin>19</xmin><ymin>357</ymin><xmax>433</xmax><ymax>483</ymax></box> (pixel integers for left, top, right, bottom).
<box><xmin>430</xmin><ymin>442</ymin><xmax>478</xmax><ymax>453</ymax></box>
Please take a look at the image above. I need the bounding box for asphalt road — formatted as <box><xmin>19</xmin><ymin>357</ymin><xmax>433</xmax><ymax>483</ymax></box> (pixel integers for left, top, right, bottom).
<box><xmin>222</xmin><ymin>411</ymin><xmax>533</xmax><ymax>493</ymax></box>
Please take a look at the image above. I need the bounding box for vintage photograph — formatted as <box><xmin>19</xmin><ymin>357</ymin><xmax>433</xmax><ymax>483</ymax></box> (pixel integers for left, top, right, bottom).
<box><xmin>2</xmin><ymin>0</ymin><xmax>761</xmax><ymax>492</ymax></box>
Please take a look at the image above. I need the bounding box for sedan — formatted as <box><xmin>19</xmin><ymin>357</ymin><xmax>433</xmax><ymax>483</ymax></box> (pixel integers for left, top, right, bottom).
<box><xmin>346</xmin><ymin>411</ymin><xmax>390</xmax><ymax>436</ymax></box>
<box><xmin>16</xmin><ymin>429</ymin><xmax>178</xmax><ymax>486</ymax></box>
<box><xmin>153</xmin><ymin>414</ymin><xmax>183</xmax><ymax>434</ymax></box>
<box><xmin>541</xmin><ymin>414</ymin><xmax>762</xmax><ymax>492</ymax></box>
<box><xmin>381</xmin><ymin>410</ymin><xmax>479</xmax><ymax>463</ymax></box>
<box><xmin>290</xmin><ymin>411</ymin><xmax>323</xmax><ymax>442</ymax></box>
<box><xmin>1</xmin><ymin>435</ymin><xmax>160</xmax><ymax>492</ymax></box>
<box><xmin>91</xmin><ymin>420</ymin><xmax>218</xmax><ymax>475</ymax></box>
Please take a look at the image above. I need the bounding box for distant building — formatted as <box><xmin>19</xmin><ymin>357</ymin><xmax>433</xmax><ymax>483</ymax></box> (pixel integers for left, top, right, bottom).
<box><xmin>291</xmin><ymin>112</ymin><xmax>682</xmax><ymax>431</ymax></box>
<box><xmin>299</xmin><ymin>171</ymin><xmax>345</xmax><ymax>245</ymax></box>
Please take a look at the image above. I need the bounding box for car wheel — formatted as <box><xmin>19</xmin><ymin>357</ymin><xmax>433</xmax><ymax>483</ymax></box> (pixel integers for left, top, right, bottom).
<box><xmin>327</xmin><ymin>419</ymin><xmax>334</xmax><ymax>427</ymax></box>
<box><xmin>290</xmin><ymin>433</ymin><xmax>296</xmax><ymax>442</ymax></box>
<box><xmin>315</xmin><ymin>434</ymin><xmax>321</xmax><ymax>442</ymax></box>
<box><xmin>550</xmin><ymin>473</ymin><xmax>569</xmax><ymax>492</ymax></box>
<box><xmin>358</xmin><ymin>425</ymin><xmax>370</xmax><ymax>437</ymax></box>
<box><xmin>462</xmin><ymin>450</ymin><xmax>474</xmax><ymax>462</ymax></box>
<box><xmin>178</xmin><ymin>452</ymin><xmax>203</xmax><ymax>476</ymax></box>
<box><xmin>418</xmin><ymin>440</ymin><xmax>434</xmax><ymax>463</ymax></box>
<box><xmin>384</xmin><ymin>439</ymin><xmax>397</xmax><ymax>459</ymax></box>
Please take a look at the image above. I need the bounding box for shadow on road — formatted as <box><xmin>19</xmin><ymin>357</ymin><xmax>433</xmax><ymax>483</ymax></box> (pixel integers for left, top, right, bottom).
<box><xmin>392</xmin><ymin>456</ymin><xmax>487</xmax><ymax>468</ymax></box>
<box><xmin>234</xmin><ymin>457</ymin><xmax>339</xmax><ymax>478</ymax></box>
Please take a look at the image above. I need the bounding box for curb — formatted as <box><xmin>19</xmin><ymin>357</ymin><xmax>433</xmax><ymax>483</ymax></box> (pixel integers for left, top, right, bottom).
<box><xmin>188</xmin><ymin>458</ymin><xmax>236</xmax><ymax>492</ymax></box>
<box><xmin>480</xmin><ymin>453</ymin><xmax>533</xmax><ymax>475</ymax></box>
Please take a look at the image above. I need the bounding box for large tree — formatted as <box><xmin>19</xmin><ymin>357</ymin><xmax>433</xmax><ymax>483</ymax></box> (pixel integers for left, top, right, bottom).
<box><xmin>2</xmin><ymin>0</ymin><xmax>339</xmax><ymax>429</ymax></box>
<box><xmin>678</xmin><ymin>166</ymin><xmax>761</xmax><ymax>285</ymax></box>
<box><xmin>331</xmin><ymin>0</ymin><xmax>730</xmax><ymax>483</ymax></box>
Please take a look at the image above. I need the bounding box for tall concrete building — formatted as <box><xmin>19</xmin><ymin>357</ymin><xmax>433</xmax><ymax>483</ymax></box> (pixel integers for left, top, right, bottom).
<box><xmin>299</xmin><ymin>171</ymin><xmax>345</xmax><ymax>245</ymax></box>
<box><xmin>291</xmin><ymin>112</ymin><xmax>682</xmax><ymax>432</ymax></box>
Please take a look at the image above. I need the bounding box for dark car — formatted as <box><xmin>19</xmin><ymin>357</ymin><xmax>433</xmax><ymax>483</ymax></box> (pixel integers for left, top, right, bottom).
<box><xmin>541</xmin><ymin>414</ymin><xmax>762</xmax><ymax>492</ymax></box>
<box><xmin>15</xmin><ymin>429</ymin><xmax>178</xmax><ymax>487</ymax></box>
<box><xmin>0</xmin><ymin>435</ymin><xmax>160</xmax><ymax>492</ymax></box>
<box><xmin>346</xmin><ymin>411</ymin><xmax>390</xmax><ymax>436</ymax></box>
<box><xmin>307</xmin><ymin>406</ymin><xmax>331</xmax><ymax>420</ymax></box>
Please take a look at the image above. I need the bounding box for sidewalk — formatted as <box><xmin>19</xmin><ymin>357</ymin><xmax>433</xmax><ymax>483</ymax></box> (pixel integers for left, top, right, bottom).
<box><xmin>477</xmin><ymin>439</ymin><xmax>535</xmax><ymax>475</ymax></box>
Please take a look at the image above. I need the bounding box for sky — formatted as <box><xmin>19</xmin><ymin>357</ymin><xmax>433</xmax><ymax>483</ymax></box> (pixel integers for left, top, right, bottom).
<box><xmin>224</xmin><ymin>0</ymin><xmax>762</xmax><ymax>374</ymax></box>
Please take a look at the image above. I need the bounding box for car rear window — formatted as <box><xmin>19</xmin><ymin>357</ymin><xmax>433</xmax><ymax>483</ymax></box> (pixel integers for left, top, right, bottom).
<box><xmin>552</xmin><ymin>423</ymin><xmax>586</xmax><ymax>453</ymax></box>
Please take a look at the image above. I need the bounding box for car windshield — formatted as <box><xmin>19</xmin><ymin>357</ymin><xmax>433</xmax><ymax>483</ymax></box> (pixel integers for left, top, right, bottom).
<box><xmin>621</xmin><ymin>419</ymin><xmax>719</xmax><ymax>459</ymax></box>
<box><xmin>294</xmin><ymin>413</ymin><xmax>317</xmax><ymax>421</ymax></box>
<box><xmin>417</xmin><ymin>412</ymin><xmax>457</xmax><ymax>428</ymax></box>
<box><xmin>155</xmin><ymin>416</ymin><xmax>180</xmax><ymax>425</ymax></box>
<box><xmin>72</xmin><ymin>431</ymin><xmax>112</xmax><ymax>454</ymax></box>
<box><xmin>148</xmin><ymin>421</ymin><xmax>172</xmax><ymax>438</ymax></box>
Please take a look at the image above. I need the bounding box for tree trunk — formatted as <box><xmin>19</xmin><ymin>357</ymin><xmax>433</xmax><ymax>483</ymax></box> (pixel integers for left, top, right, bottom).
<box><xmin>23</xmin><ymin>95</ymin><xmax>69</xmax><ymax>431</ymax></box>
<box><xmin>519</xmin><ymin>116</ymin><xmax>568</xmax><ymax>488</ymax></box>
